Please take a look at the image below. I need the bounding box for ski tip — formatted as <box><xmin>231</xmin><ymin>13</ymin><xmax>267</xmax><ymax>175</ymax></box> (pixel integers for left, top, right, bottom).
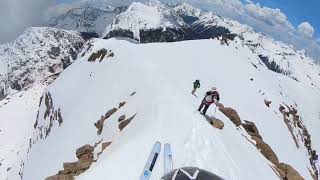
<box><xmin>155</xmin><ymin>141</ymin><xmax>161</xmax><ymax>148</ymax></box>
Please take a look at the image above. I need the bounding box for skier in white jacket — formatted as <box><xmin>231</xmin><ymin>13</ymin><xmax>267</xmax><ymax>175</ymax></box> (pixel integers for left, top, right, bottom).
<box><xmin>198</xmin><ymin>87</ymin><xmax>220</xmax><ymax>115</ymax></box>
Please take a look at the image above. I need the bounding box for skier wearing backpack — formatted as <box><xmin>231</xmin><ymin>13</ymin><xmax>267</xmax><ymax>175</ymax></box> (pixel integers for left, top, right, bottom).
<box><xmin>192</xmin><ymin>80</ymin><xmax>201</xmax><ymax>95</ymax></box>
<box><xmin>198</xmin><ymin>87</ymin><xmax>220</xmax><ymax>115</ymax></box>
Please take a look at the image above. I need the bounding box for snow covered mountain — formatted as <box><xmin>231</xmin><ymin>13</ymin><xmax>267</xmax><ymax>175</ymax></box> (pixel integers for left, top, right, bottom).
<box><xmin>0</xmin><ymin>27</ymin><xmax>84</xmax><ymax>100</ymax></box>
<box><xmin>104</xmin><ymin>1</ymin><xmax>320</xmax><ymax>90</ymax></box>
<box><xmin>1</xmin><ymin>1</ymin><xmax>320</xmax><ymax>180</ymax></box>
<box><xmin>22</xmin><ymin>37</ymin><xmax>320</xmax><ymax>180</ymax></box>
<box><xmin>0</xmin><ymin>27</ymin><xmax>85</xmax><ymax>179</ymax></box>
<box><xmin>47</xmin><ymin>6</ymin><xmax>127</xmax><ymax>36</ymax></box>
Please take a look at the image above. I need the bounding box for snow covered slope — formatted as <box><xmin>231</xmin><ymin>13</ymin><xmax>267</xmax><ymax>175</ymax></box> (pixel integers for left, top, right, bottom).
<box><xmin>48</xmin><ymin>6</ymin><xmax>127</xmax><ymax>36</ymax></box>
<box><xmin>103</xmin><ymin>0</ymin><xmax>320</xmax><ymax>94</ymax></box>
<box><xmin>0</xmin><ymin>28</ymin><xmax>84</xmax><ymax>178</ymax></box>
<box><xmin>22</xmin><ymin>38</ymin><xmax>320</xmax><ymax>180</ymax></box>
<box><xmin>0</xmin><ymin>27</ymin><xmax>84</xmax><ymax>99</ymax></box>
<box><xmin>0</xmin><ymin>83</ymin><xmax>48</xmax><ymax>180</ymax></box>
<box><xmin>1</xmin><ymin>1</ymin><xmax>320</xmax><ymax>180</ymax></box>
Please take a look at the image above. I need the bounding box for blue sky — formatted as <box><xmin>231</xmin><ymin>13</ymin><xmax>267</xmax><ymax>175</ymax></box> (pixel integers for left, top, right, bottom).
<box><xmin>245</xmin><ymin>0</ymin><xmax>319</xmax><ymax>38</ymax></box>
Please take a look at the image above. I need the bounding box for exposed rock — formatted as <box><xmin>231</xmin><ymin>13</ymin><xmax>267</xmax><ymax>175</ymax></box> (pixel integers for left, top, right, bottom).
<box><xmin>76</xmin><ymin>144</ymin><xmax>94</xmax><ymax>159</ymax></box>
<box><xmin>251</xmin><ymin>136</ymin><xmax>279</xmax><ymax>165</ymax></box>
<box><xmin>210</xmin><ymin>118</ymin><xmax>224</xmax><ymax>129</ymax></box>
<box><xmin>276</xmin><ymin>163</ymin><xmax>304</xmax><ymax>180</ymax></box>
<box><xmin>46</xmin><ymin>144</ymin><xmax>94</xmax><ymax>179</ymax></box>
<box><xmin>45</xmin><ymin>174</ymin><xmax>74</xmax><ymax>180</ymax></box>
<box><xmin>118</xmin><ymin>114</ymin><xmax>136</xmax><ymax>131</ymax></box>
<box><xmin>264</xmin><ymin>99</ymin><xmax>271</xmax><ymax>107</ymax></box>
<box><xmin>219</xmin><ymin>107</ymin><xmax>242</xmax><ymax>126</ymax></box>
<box><xmin>105</xmin><ymin>108</ymin><xmax>117</xmax><ymax>118</ymax></box>
<box><xmin>242</xmin><ymin>120</ymin><xmax>262</xmax><ymax>140</ymax></box>
<box><xmin>118</xmin><ymin>115</ymin><xmax>126</xmax><ymax>122</ymax></box>
<box><xmin>63</xmin><ymin>162</ymin><xmax>78</xmax><ymax>174</ymax></box>
<box><xmin>118</xmin><ymin>102</ymin><xmax>126</xmax><ymax>109</ymax></box>
<box><xmin>94</xmin><ymin>107</ymin><xmax>118</xmax><ymax>135</ymax></box>
<box><xmin>279</xmin><ymin>105</ymin><xmax>285</xmax><ymax>113</ymax></box>
<box><xmin>94</xmin><ymin>139</ymin><xmax>103</xmax><ymax>148</ymax></box>
<box><xmin>102</xmin><ymin>142</ymin><xmax>112</xmax><ymax>151</ymax></box>
<box><xmin>88</xmin><ymin>48</ymin><xmax>114</xmax><ymax>62</ymax></box>
<box><xmin>94</xmin><ymin>115</ymin><xmax>107</xmax><ymax>135</ymax></box>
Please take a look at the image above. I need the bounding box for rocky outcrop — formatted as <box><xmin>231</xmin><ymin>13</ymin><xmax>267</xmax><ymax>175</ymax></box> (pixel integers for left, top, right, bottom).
<box><xmin>94</xmin><ymin>108</ymin><xmax>117</xmax><ymax>135</ymax></box>
<box><xmin>33</xmin><ymin>92</ymin><xmax>64</xmax><ymax>139</ymax></box>
<box><xmin>217</xmin><ymin>102</ymin><xmax>304</xmax><ymax>179</ymax></box>
<box><xmin>88</xmin><ymin>48</ymin><xmax>114</xmax><ymax>62</ymax></box>
<box><xmin>97</xmin><ymin>142</ymin><xmax>112</xmax><ymax>158</ymax></box>
<box><xmin>242</xmin><ymin>120</ymin><xmax>262</xmax><ymax>140</ymax></box>
<box><xmin>251</xmin><ymin>136</ymin><xmax>279</xmax><ymax>165</ymax></box>
<box><xmin>218</xmin><ymin>107</ymin><xmax>242</xmax><ymax>126</ymax></box>
<box><xmin>46</xmin><ymin>145</ymin><xmax>94</xmax><ymax>180</ymax></box>
<box><xmin>94</xmin><ymin>101</ymin><xmax>128</xmax><ymax>134</ymax></box>
<box><xmin>118</xmin><ymin>115</ymin><xmax>126</xmax><ymax>122</ymax></box>
<box><xmin>278</xmin><ymin>104</ymin><xmax>319</xmax><ymax>178</ymax></box>
<box><xmin>210</xmin><ymin>118</ymin><xmax>224</xmax><ymax>129</ymax></box>
<box><xmin>264</xmin><ymin>99</ymin><xmax>271</xmax><ymax>107</ymax></box>
<box><xmin>276</xmin><ymin>163</ymin><xmax>304</xmax><ymax>180</ymax></box>
<box><xmin>118</xmin><ymin>114</ymin><xmax>136</xmax><ymax>131</ymax></box>
<box><xmin>46</xmin><ymin>174</ymin><xmax>73</xmax><ymax>180</ymax></box>
<box><xmin>0</xmin><ymin>27</ymin><xmax>84</xmax><ymax>97</ymax></box>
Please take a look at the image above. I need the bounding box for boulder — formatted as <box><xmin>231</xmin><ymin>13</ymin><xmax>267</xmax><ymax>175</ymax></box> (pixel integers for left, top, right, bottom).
<box><xmin>242</xmin><ymin>120</ymin><xmax>262</xmax><ymax>140</ymax></box>
<box><xmin>63</xmin><ymin>162</ymin><xmax>78</xmax><ymax>174</ymax></box>
<box><xmin>252</xmin><ymin>136</ymin><xmax>279</xmax><ymax>165</ymax></box>
<box><xmin>76</xmin><ymin>144</ymin><xmax>94</xmax><ymax>159</ymax></box>
<box><xmin>105</xmin><ymin>108</ymin><xmax>117</xmax><ymax>118</ymax></box>
<box><xmin>210</xmin><ymin>118</ymin><xmax>224</xmax><ymax>129</ymax></box>
<box><xmin>102</xmin><ymin>142</ymin><xmax>112</xmax><ymax>151</ymax></box>
<box><xmin>118</xmin><ymin>115</ymin><xmax>126</xmax><ymax>122</ymax></box>
<box><xmin>219</xmin><ymin>107</ymin><xmax>242</xmax><ymax>126</ymax></box>
<box><xmin>118</xmin><ymin>114</ymin><xmax>136</xmax><ymax>131</ymax></box>
<box><xmin>45</xmin><ymin>174</ymin><xmax>74</xmax><ymax>180</ymax></box>
<box><xmin>276</xmin><ymin>163</ymin><xmax>304</xmax><ymax>180</ymax></box>
<box><xmin>118</xmin><ymin>102</ymin><xmax>126</xmax><ymax>109</ymax></box>
<box><xmin>118</xmin><ymin>119</ymin><xmax>131</xmax><ymax>131</ymax></box>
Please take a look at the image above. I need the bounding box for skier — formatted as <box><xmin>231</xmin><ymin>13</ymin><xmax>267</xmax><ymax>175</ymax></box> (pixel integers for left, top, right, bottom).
<box><xmin>192</xmin><ymin>80</ymin><xmax>201</xmax><ymax>95</ymax></box>
<box><xmin>198</xmin><ymin>87</ymin><xmax>220</xmax><ymax>115</ymax></box>
<box><xmin>161</xmin><ymin>166</ymin><xmax>224</xmax><ymax>180</ymax></box>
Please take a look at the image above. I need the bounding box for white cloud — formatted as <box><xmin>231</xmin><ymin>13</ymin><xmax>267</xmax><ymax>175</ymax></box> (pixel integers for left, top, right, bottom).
<box><xmin>0</xmin><ymin>0</ymin><xmax>55</xmax><ymax>43</ymax></box>
<box><xmin>244</xmin><ymin>0</ymin><xmax>253</xmax><ymax>4</ymax></box>
<box><xmin>177</xmin><ymin>0</ymin><xmax>319</xmax><ymax>60</ymax></box>
<box><xmin>298</xmin><ymin>22</ymin><xmax>314</xmax><ymax>38</ymax></box>
<box><xmin>244</xmin><ymin>3</ymin><xmax>294</xmax><ymax>30</ymax></box>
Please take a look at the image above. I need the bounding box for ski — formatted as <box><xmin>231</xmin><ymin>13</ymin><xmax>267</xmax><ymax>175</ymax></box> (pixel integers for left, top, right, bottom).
<box><xmin>164</xmin><ymin>143</ymin><xmax>173</xmax><ymax>175</ymax></box>
<box><xmin>140</xmin><ymin>141</ymin><xmax>161</xmax><ymax>180</ymax></box>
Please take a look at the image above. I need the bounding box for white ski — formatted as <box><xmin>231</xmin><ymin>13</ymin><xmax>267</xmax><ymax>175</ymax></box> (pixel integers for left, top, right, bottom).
<box><xmin>164</xmin><ymin>143</ymin><xmax>173</xmax><ymax>175</ymax></box>
<box><xmin>140</xmin><ymin>141</ymin><xmax>161</xmax><ymax>180</ymax></box>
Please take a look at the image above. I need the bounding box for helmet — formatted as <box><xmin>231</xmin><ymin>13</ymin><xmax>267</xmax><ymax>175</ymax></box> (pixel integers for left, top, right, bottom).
<box><xmin>211</xmin><ymin>87</ymin><xmax>217</xmax><ymax>91</ymax></box>
<box><xmin>161</xmin><ymin>167</ymin><xmax>224</xmax><ymax>180</ymax></box>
